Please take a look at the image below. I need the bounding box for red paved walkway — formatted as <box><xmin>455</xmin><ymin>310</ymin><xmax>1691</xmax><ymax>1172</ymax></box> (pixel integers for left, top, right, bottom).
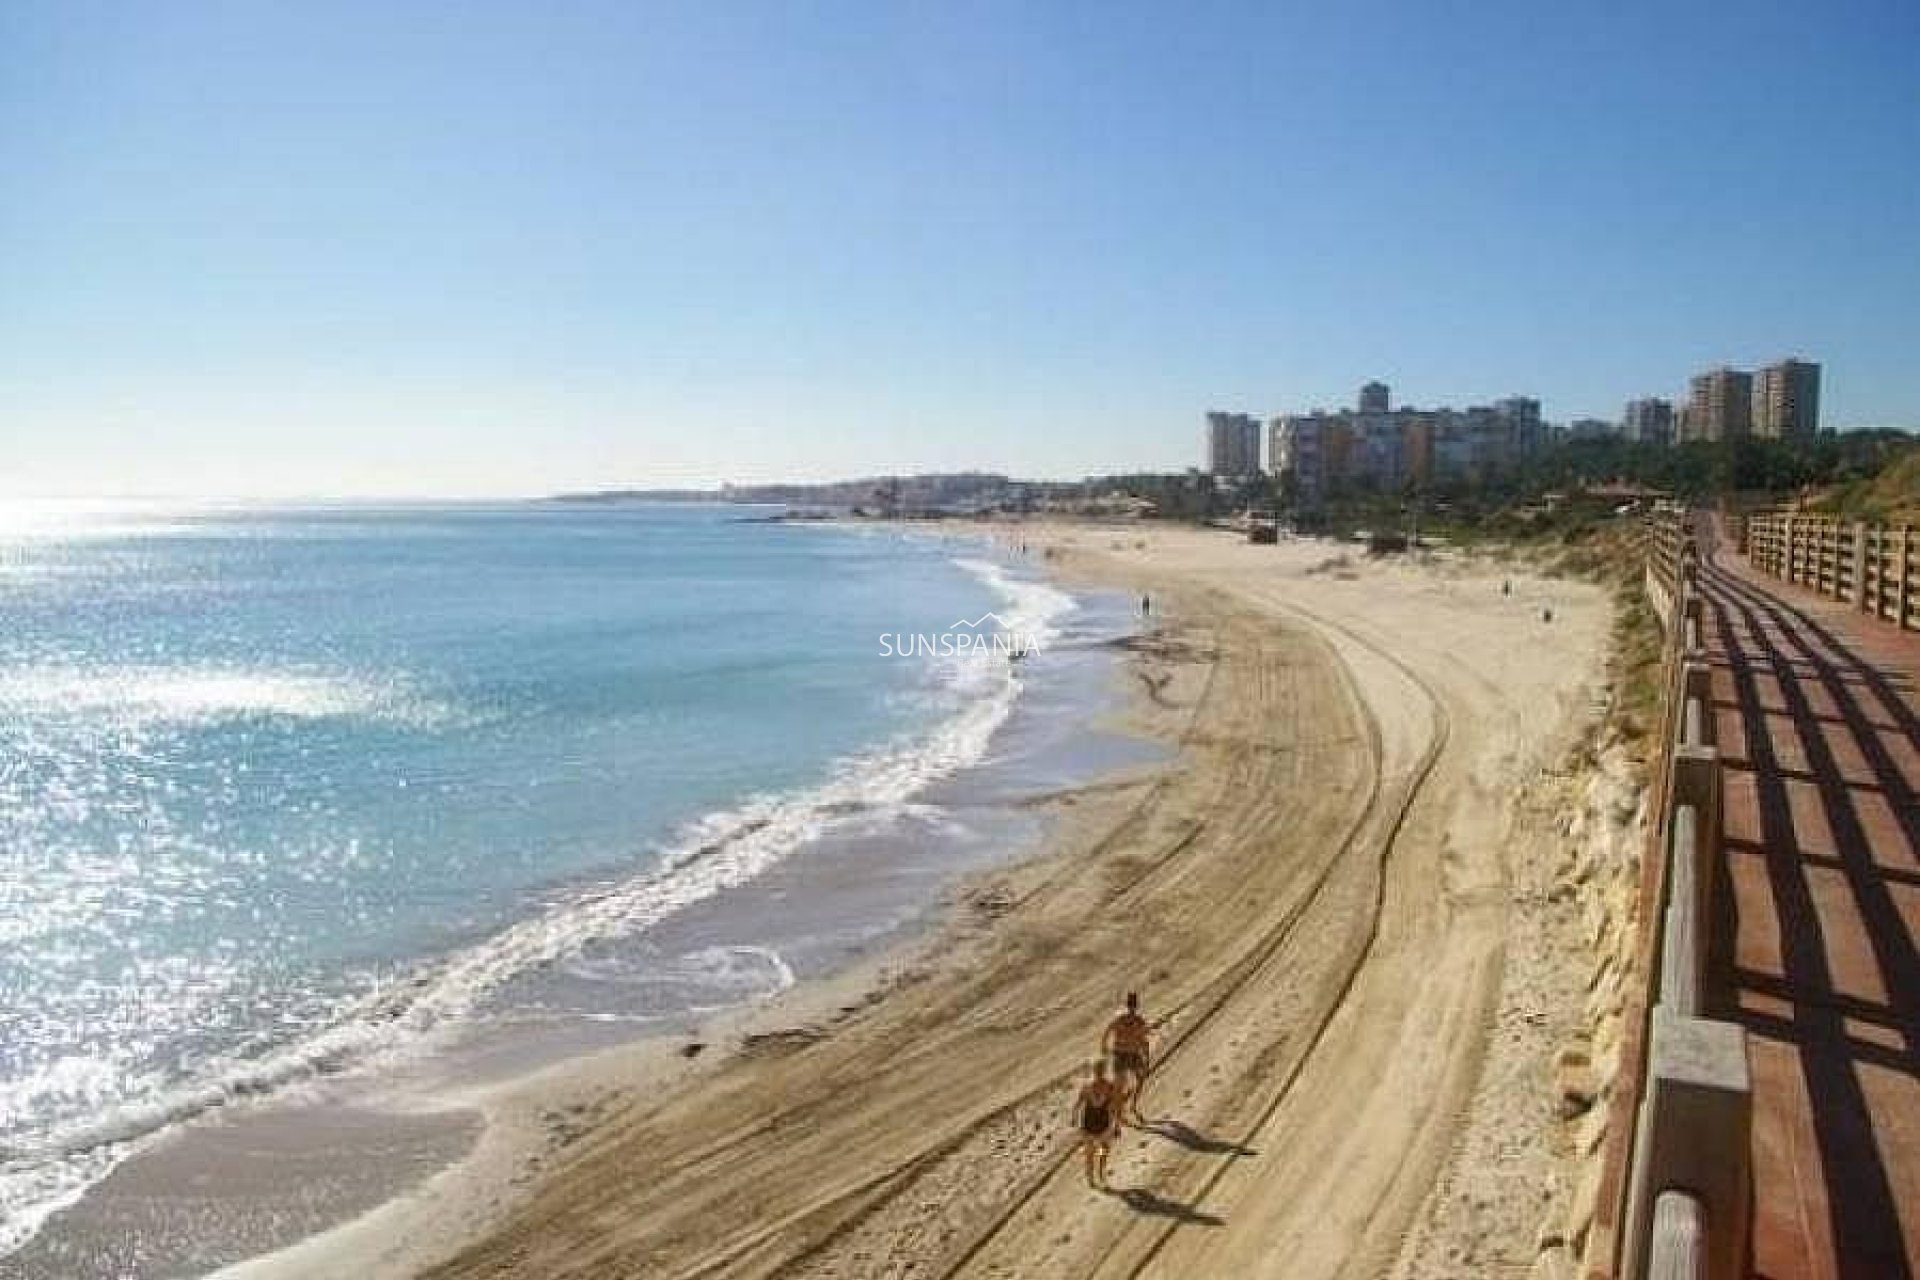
<box><xmin>1698</xmin><ymin>527</ymin><xmax>1920</xmax><ymax>1278</ymax></box>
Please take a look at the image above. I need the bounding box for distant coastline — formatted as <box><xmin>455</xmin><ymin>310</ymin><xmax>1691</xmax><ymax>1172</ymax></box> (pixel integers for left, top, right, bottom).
<box><xmin>542</xmin><ymin>493</ymin><xmax>855</xmax><ymax>523</ymax></box>
<box><xmin>547</xmin><ymin>471</ymin><xmax>1027</xmax><ymax>514</ymax></box>
<box><xmin>542</xmin><ymin>489</ymin><xmax>733</xmax><ymax>504</ymax></box>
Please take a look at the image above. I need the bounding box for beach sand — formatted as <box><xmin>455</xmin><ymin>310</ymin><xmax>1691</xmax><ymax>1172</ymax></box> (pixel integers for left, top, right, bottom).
<box><xmin>195</xmin><ymin>521</ymin><xmax>1613</xmax><ymax>1279</ymax></box>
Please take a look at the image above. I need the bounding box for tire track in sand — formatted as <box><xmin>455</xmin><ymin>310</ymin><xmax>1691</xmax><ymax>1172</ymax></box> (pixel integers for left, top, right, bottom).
<box><xmin>427</xmin><ymin>576</ymin><xmax>1378</xmax><ymax>1280</ymax></box>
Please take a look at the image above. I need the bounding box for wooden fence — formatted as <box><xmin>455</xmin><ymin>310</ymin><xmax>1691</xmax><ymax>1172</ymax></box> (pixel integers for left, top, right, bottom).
<box><xmin>1743</xmin><ymin>512</ymin><xmax>1919</xmax><ymax>631</ymax></box>
<box><xmin>1590</xmin><ymin>509</ymin><xmax>1751</xmax><ymax>1280</ymax></box>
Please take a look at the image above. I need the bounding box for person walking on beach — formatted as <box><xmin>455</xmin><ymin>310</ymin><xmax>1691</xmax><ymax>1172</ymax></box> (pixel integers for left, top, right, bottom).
<box><xmin>1073</xmin><ymin>1059</ymin><xmax>1121</xmax><ymax>1188</ymax></box>
<box><xmin>1103</xmin><ymin>991</ymin><xmax>1153</xmax><ymax>1126</ymax></box>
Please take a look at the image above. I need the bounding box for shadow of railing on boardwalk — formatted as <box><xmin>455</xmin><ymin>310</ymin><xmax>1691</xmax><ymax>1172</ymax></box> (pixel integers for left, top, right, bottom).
<box><xmin>1707</xmin><ymin>559</ymin><xmax>1920</xmax><ymax>879</ymax></box>
<box><xmin>1699</xmin><ymin>557</ymin><xmax>1919</xmax><ymax>1278</ymax></box>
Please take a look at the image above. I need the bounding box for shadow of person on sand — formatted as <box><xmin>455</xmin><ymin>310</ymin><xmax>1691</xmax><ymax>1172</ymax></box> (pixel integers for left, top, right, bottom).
<box><xmin>1111</xmin><ymin>1186</ymin><xmax>1226</xmax><ymax>1226</ymax></box>
<box><xmin>1142</xmin><ymin>1118</ymin><xmax>1256</xmax><ymax>1157</ymax></box>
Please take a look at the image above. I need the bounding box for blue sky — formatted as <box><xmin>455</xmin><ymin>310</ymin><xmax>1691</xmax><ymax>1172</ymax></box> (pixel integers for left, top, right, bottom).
<box><xmin>3</xmin><ymin>1</ymin><xmax>1916</xmax><ymax>497</ymax></box>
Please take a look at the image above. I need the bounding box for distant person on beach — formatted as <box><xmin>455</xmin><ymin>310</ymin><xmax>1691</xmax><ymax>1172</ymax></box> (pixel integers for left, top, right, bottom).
<box><xmin>1073</xmin><ymin>1059</ymin><xmax>1121</xmax><ymax>1188</ymax></box>
<box><xmin>1141</xmin><ymin>592</ymin><xmax>1151</xmax><ymax>618</ymax></box>
<box><xmin>1103</xmin><ymin>991</ymin><xmax>1153</xmax><ymax>1125</ymax></box>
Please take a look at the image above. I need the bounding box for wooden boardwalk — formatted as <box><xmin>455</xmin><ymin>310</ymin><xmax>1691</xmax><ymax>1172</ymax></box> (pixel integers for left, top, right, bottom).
<box><xmin>1698</xmin><ymin>525</ymin><xmax>1920</xmax><ymax>1278</ymax></box>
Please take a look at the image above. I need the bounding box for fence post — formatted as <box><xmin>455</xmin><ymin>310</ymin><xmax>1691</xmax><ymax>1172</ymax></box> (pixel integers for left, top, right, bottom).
<box><xmin>1819</xmin><ymin>521</ymin><xmax>1832</xmax><ymax>596</ymax></box>
<box><xmin>1901</xmin><ymin>526</ymin><xmax>1914</xmax><ymax>632</ymax></box>
<box><xmin>1624</xmin><ymin>1007</ymin><xmax>1753</xmax><ymax>1280</ymax></box>
<box><xmin>1661</xmin><ymin>805</ymin><xmax>1704</xmax><ymax>1016</ymax></box>
<box><xmin>1872</xmin><ymin>527</ymin><xmax>1888</xmax><ymax>622</ymax></box>
<box><xmin>1850</xmin><ymin>521</ymin><xmax>1868</xmax><ymax>610</ymax></box>
<box><xmin>1887</xmin><ymin>525</ymin><xmax>1897</xmax><ymax>622</ymax></box>
<box><xmin>1649</xmin><ymin>1191</ymin><xmax>1706</xmax><ymax>1279</ymax></box>
<box><xmin>1682</xmin><ymin>662</ymin><xmax>1714</xmax><ymax>748</ymax></box>
<box><xmin>1673</xmin><ymin>742</ymin><xmax>1720</xmax><ymax>943</ymax></box>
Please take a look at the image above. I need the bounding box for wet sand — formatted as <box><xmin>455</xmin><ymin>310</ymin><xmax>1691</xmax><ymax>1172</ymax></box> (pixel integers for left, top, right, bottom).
<box><xmin>2</xmin><ymin>1104</ymin><xmax>479</xmax><ymax>1280</ymax></box>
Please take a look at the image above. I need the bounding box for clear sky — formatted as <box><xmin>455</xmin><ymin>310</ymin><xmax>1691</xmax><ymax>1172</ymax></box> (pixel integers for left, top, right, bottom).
<box><xmin>4</xmin><ymin>1</ymin><xmax>1917</xmax><ymax>498</ymax></box>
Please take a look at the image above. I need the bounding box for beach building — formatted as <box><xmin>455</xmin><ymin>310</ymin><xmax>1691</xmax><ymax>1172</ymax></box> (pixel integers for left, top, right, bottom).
<box><xmin>1399</xmin><ymin>411</ymin><xmax>1438</xmax><ymax>488</ymax></box>
<box><xmin>1205</xmin><ymin>411</ymin><xmax>1262</xmax><ymax>478</ymax></box>
<box><xmin>1623</xmin><ymin>397</ymin><xmax>1674</xmax><ymax>445</ymax></box>
<box><xmin>1751</xmin><ymin>357</ymin><xmax>1820</xmax><ymax>439</ymax></box>
<box><xmin>1463</xmin><ymin>405</ymin><xmax>1511</xmax><ymax>467</ymax></box>
<box><xmin>1260</xmin><ymin>382</ymin><xmax>1546</xmax><ymax>496</ymax></box>
<box><xmin>1350</xmin><ymin>407</ymin><xmax>1403</xmax><ymax>488</ymax></box>
<box><xmin>1685</xmin><ymin>366</ymin><xmax>1753</xmax><ymax>442</ymax></box>
<box><xmin>1495</xmin><ymin>396</ymin><xmax>1545</xmax><ymax>457</ymax></box>
<box><xmin>1270</xmin><ymin>412</ymin><xmax>1333</xmax><ymax>505</ymax></box>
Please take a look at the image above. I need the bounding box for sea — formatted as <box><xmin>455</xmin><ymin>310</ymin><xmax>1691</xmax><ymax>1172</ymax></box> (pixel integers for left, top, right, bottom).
<box><xmin>0</xmin><ymin>501</ymin><xmax>1147</xmax><ymax>1263</ymax></box>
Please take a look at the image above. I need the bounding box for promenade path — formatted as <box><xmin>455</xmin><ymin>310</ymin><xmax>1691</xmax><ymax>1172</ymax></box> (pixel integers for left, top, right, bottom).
<box><xmin>1698</xmin><ymin>525</ymin><xmax>1920</xmax><ymax>1278</ymax></box>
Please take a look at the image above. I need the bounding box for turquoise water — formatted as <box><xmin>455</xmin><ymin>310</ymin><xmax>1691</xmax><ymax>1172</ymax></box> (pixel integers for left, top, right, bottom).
<box><xmin>0</xmin><ymin>502</ymin><xmax>1080</xmax><ymax>1254</ymax></box>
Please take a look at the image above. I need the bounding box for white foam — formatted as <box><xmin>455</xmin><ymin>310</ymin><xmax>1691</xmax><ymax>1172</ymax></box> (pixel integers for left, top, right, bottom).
<box><xmin>559</xmin><ymin>944</ymin><xmax>799</xmax><ymax>1015</ymax></box>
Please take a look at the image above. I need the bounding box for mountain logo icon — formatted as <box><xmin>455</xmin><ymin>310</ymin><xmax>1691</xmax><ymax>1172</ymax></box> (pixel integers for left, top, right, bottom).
<box><xmin>950</xmin><ymin>612</ymin><xmax>1013</xmax><ymax>630</ymax></box>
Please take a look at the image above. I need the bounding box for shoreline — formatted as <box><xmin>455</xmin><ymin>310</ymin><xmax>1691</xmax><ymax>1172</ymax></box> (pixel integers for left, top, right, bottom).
<box><xmin>396</xmin><ymin>521</ymin><xmax>1611</xmax><ymax>1279</ymax></box>
<box><xmin>215</xmin><ymin>752</ymin><xmax>1179</xmax><ymax>1280</ymax></box>
<box><xmin>14</xmin><ymin>519</ymin><xmax>1623</xmax><ymax>1279</ymax></box>
<box><xmin>3</xmin><ymin>528</ymin><xmax>1163</xmax><ymax>1280</ymax></box>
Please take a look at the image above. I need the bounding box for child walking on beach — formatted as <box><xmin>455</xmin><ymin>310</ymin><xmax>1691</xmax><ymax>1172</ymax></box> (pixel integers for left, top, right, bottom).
<box><xmin>1073</xmin><ymin>1059</ymin><xmax>1121</xmax><ymax>1188</ymax></box>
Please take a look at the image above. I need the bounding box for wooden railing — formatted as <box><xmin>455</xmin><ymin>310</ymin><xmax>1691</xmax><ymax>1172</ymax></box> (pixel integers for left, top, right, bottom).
<box><xmin>1594</xmin><ymin>509</ymin><xmax>1752</xmax><ymax>1280</ymax></box>
<box><xmin>1744</xmin><ymin>512</ymin><xmax>1918</xmax><ymax>631</ymax></box>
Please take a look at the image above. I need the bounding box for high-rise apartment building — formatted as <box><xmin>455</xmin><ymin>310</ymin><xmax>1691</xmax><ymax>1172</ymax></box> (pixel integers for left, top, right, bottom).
<box><xmin>1495</xmin><ymin>396</ymin><xmax>1545</xmax><ymax>455</ymax></box>
<box><xmin>1270</xmin><ymin>414</ymin><xmax>1332</xmax><ymax>504</ymax></box>
<box><xmin>1205</xmin><ymin>411</ymin><xmax>1261</xmax><ymax>478</ymax></box>
<box><xmin>1350</xmin><ymin>409</ymin><xmax>1403</xmax><ymax>487</ymax></box>
<box><xmin>1256</xmin><ymin>383</ymin><xmax>1542</xmax><ymax>496</ymax></box>
<box><xmin>1685</xmin><ymin>367</ymin><xmax>1753</xmax><ymax>442</ymax></box>
<box><xmin>1752</xmin><ymin>358</ymin><xmax>1821</xmax><ymax>439</ymax></box>
<box><xmin>1622</xmin><ymin>398</ymin><xmax>1674</xmax><ymax>445</ymax></box>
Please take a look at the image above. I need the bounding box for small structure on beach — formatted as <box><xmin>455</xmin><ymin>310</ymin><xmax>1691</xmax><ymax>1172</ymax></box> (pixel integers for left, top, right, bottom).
<box><xmin>1366</xmin><ymin>531</ymin><xmax>1409</xmax><ymax>555</ymax></box>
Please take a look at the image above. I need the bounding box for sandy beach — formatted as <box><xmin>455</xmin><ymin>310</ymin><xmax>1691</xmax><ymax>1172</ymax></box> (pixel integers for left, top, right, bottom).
<box><xmin>171</xmin><ymin>520</ymin><xmax>1617</xmax><ymax>1280</ymax></box>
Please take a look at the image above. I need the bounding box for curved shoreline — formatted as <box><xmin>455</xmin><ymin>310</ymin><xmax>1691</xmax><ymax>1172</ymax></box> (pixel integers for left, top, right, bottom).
<box><xmin>1</xmin><ymin>532</ymin><xmax>1138</xmax><ymax>1279</ymax></box>
<box><xmin>3</xmin><ymin>510</ymin><xmax>1066</xmax><ymax>1264</ymax></box>
<box><xmin>47</xmin><ymin>521</ymin><xmax>1611</xmax><ymax>1280</ymax></box>
<box><xmin>365</xmin><ymin>522</ymin><xmax>1610</xmax><ymax>1280</ymax></box>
